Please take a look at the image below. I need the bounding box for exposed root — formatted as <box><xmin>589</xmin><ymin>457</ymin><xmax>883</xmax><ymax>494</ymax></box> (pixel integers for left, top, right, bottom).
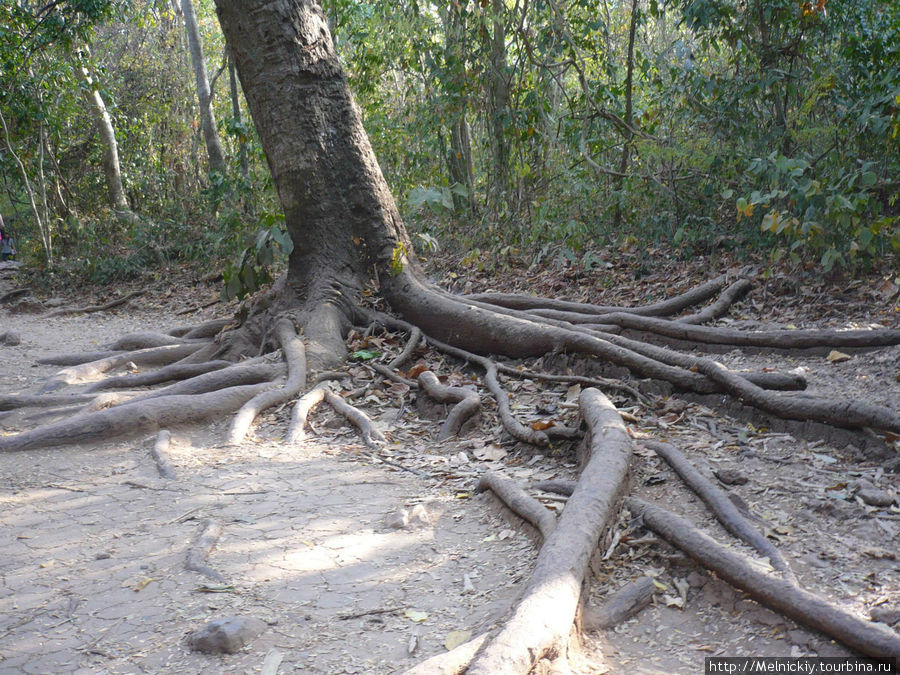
<box><xmin>466</xmin><ymin>388</ymin><xmax>632</xmax><ymax>674</ymax></box>
<box><xmin>0</xmin><ymin>383</ymin><xmax>273</xmax><ymax>452</ymax></box>
<box><xmin>596</xmin><ymin>311</ymin><xmax>900</xmax><ymax>351</ymax></box>
<box><xmin>131</xmin><ymin>360</ymin><xmax>283</xmax><ymax>402</ymax></box>
<box><xmin>226</xmin><ymin>318</ymin><xmax>306</xmax><ymax>445</ymax></box>
<box><xmin>185</xmin><ymin>519</ymin><xmax>226</xmax><ymax>583</ymax></box>
<box><xmin>476</xmin><ymin>472</ymin><xmax>557</xmax><ymax>539</ymax></box>
<box><xmin>494</xmin><ymin>360</ymin><xmax>650</xmax><ymax>405</ymax></box>
<box><xmin>168</xmin><ymin>317</ymin><xmax>232</xmax><ymax>339</ymax></box>
<box><xmin>533</xmin><ymin>480</ymin><xmax>576</xmax><ymax>496</ymax></box>
<box><xmin>287</xmin><ymin>384</ymin><xmax>329</xmax><ymax>443</ymax></box>
<box><xmin>36</xmin><ymin>350</ymin><xmax>123</xmax><ymax>366</ymax></box>
<box><xmin>626</xmin><ymin>498</ymin><xmax>900</xmax><ymax>659</ymax></box>
<box><xmin>403</xmin><ymin>633</ymin><xmax>489</xmax><ymax>675</ymax></box>
<box><xmin>646</xmin><ymin>440</ymin><xmax>796</xmax><ymax>583</ymax></box>
<box><xmin>39</xmin><ymin>343</ymin><xmax>208</xmax><ymax>393</ymax></box>
<box><xmin>582</xmin><ymin>576</ymin><xmax>656</xmax><ymax>631</ymax></box>
<box><xmin>417</xmin><ymin>371</ymin><xmax>481</xmax><ymax>440</ymax></box>
<box><xmin>692</xmin><ymin>357</ymin><xmax>900</xmax><ymax>432</ymax></box>
<box><xmin>106</xmin><ymin>331</ymin><xmax>198</xmax><ymax>350</ymax></box>
<box><xmin>464</xmin><ymin>274</ymin><xmax>729</xmax><ymax>317</ymax></box>
<box><xmin>43</xmin><ymin>290</ymin><xmax>144</xmax><ymax>318</ymax></box>
<box><xmin>1</xmin><ymin>393</ymin><xmax>97</xmax><ymax>411</ymax></box>
<box><xmin>678</xmin><ymin>278</ymin><xmax>752</xmax><ymax>324</ymax></box>
<box><xmin>322</xmin><ymin>390</ymin><xmax>385</xmax><ymax>448</ymax></box>
<box><xmin>148</xmin><ymin>430</ymin><xmax>177</xmax><ymax>479</ymax></box>
<box><xmin>83</xmin><ymin>360</ymin><xmax>231</xmax><ymax>393</ymax></box>
<box><xmin>388</xmin><ymin>326</ymin><xmax>422</xmax><ymax>369</ymax></box>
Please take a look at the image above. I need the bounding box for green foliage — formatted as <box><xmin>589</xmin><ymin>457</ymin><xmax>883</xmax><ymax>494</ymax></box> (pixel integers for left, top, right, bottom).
<box><xmin>222</xmin><ymin>213</ymin><xmax>293</xmax><ymax>301</ymax></box>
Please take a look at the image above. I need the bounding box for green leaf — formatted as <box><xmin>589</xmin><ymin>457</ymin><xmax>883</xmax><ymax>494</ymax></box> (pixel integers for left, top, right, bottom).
<box><xmin>351</xmin><ymin>349</ymin><xmax>382</xmax><ymax>361</ymax></box>
<box><xmin>861</xmin><ymin>171</ymin><xmax>877</xmax><ymax>187</ymax></box>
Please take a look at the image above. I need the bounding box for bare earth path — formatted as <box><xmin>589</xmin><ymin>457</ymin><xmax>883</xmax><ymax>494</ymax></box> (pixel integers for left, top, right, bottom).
<box><xmin>0</xmin><ymin>296</ymin><xmax>531</xmax><ymax>674</ymax></box>
<box><xmin>1</xmin><ymin>265</ymin><xmax>898</xmax><ymax>674</ymax></box>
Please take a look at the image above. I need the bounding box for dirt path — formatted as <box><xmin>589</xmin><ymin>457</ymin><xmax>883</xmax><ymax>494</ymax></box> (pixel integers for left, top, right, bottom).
<box><xmin>1</xmin><ymin>268</ymin><xmax>898</xmax><ymax>674</ymax></box>
<box><xmin>0</xmin><ymin>295</ymin><xmax>532</xmax><ymax>674</ymax></box>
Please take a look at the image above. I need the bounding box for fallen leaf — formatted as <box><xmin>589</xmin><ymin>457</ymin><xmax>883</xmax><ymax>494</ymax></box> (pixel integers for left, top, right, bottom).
<box><xmin>565</xmin><ymin>384</ymin><xmax>581</xmax><ymax>402</ymax></box>
<box><xmin>473</xmin><ymin>445</ymin><xmax>507</xmax><ymax>461</ymax></box>
<box><xmin>444</xmin><ymin>629</ymin><xmax>472</xmax><ymax>651</ymax></box>
<box><xmin>826</xmin><ymin>350</ymin><xmax>851</xmax><ymax>363</ymax></box>
<box><xmin>498</xmin><ymin>529</ymin><xmax>515</xmax><ymax>540</ymax></box>
<box><xmin>404</xmin><ymin>609</ymin><xmax>429</xmax><ymax>623</ymax></box>
<box><xmin>387</xmin><ymin>382</ymin><xmax>410</xmax><ymax>396</ymax></box>
<box><xmin>530</xmin><ymin>420</ymin><xmax>555</xmax><ymax>431</ymax></box>
<box><xmin>134</xmin><ymin>577</ymin><xmax>157</xmax><ymax>592</ymax></box>
<box><xmin>663</xmin><ymin>594</ymin><xmax>685</xmax><ymax>608</ymax></box>
<box><xmin>406</xmin><ymin>364</ymin><xmax>428</xmax><ymax>379</ymax></box>
<box><xmin>352</xmin><ymin>349</ymin><xmax>381</xmax><ymax>361</ymax></box>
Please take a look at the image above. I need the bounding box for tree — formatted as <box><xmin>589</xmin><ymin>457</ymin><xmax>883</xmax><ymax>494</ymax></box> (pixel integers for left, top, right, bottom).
<box><xmin>180</xmin><ymin>0</ymin><xmax>227</xmax><ymax>176</ymax></box>
<box><xmin>3</xmin><ymin>0</ymin><xmax>899</xmax><ymax>671</ymax></box>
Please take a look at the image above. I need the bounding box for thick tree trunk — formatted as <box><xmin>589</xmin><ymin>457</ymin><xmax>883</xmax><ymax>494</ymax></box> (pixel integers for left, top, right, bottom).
<box><xmin>182</xmin><ymin>0</ymin><xmax>227</xmax><ymax>176</ymax></box>
<box><xmin>442</xmin><ymin>5</ymin><xmax>477</xmax><ymax>214</ymax></box>
<box><xmin>486</xmin><ymin>0</ymin><xmax>510</xmax><ymax>203</ymax></box>
<box><xmin>215</xmin><ymin>0</ymin><xmax>417</xmax><ymax>367</ymax></box>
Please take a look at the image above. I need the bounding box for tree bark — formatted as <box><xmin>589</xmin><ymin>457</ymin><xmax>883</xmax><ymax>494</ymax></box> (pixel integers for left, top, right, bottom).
<box><xmin>182</xmin><ymin>0</ymin><xmax>227</xmax><ymax>176</ymax></box>
<box><xmin>215</xmin><ymin>0</ymin><xmax>418</xmax><ymax>367</ymax></box>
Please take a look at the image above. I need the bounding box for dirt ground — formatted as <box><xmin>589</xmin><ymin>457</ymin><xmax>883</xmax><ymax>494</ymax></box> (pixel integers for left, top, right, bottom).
<box><xmin>1</xmin><ymin>260</ymin><xmax>898</xmax><ymax>674</ymax></box>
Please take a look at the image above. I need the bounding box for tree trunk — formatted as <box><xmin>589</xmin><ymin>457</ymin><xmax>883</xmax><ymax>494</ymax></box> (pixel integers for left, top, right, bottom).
<box><xmin>182</xmin><ymin>0</ymin><xmax>227</xmax><ymax>176</ymax></box>
<box><xmin>214</xmin><ymin>0</ymin><xmax>418</xmax><ymax>367</ymax></box>
<box><xmin>74</xmin><ymin>51</ymin><xmax>130</xmax><ymax>215</ymax></box>
<box><xmin>227</xmin><ymin>49</ymin><xmax>251</xmax><ymax>188</ymax></box>
<box><xmin>486</xmin><ymin>0</ymin><xmax>510</xmax><ymax>205</ymax></box>
<box><xmin>442</xmin><ymin>4</ymin><xmax>477</xmax><ymax>214</ymax></box>
<box><xmin>613</xmin><ymin>0</ymin><xmax>638</xmax><ymax>231</ymax></box>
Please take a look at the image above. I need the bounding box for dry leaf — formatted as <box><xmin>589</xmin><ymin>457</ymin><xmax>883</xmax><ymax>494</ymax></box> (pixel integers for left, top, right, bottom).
<box><xmin>565</xmin><ymin>384</ymin><xmax>581</xmax><ymax>402</ymax></box>
<box><xmin>444</xmin><ymin>629</ymin><xmax>472</xmax><ymax>651</ymax></box>
<box><xmin>826</xmin><ymin>350</ymin><xmax>852</xmax><ymax>363</ymax></box>
<box><xmin>404</xmin><ymin>609</ymin><xmax>428</xmax><ymax>623</ymax></box>
<box><xmin>663</xmin><ymin>594</ymin><xmax>685</xmax><ymax>609</ymax></box>
<box><xmin>406</xmin><ymin>364</ymin><xmax>428</xmax><ymax>379</ymax></box>
<box><xmin>498</xmin><ymin>529</ymin><xmax>515</xmax><ymax>540</ymax></box>
<box><xmin>473</xmin><ymin>445</ymin><xmax>507</xmax><ymax>461</ymax></box>
<box><xmin>530</xmin><ymin>420</ymin><xmax>555</xmax><ymax>431</ymax></box>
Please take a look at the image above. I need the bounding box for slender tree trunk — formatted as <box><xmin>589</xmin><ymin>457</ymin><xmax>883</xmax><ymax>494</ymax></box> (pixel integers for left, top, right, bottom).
<box><xmin>74</xmin><ymin>51</ymin><xmax>130</xmax><ymax>215</ymax></box>
<box><xmin>182</xmin><ymin>0</ymin><xmax>227</xmax><ymax>175</ymax></box>
<box><xmin>442</xmin><ymin>4</ymin><xmax>477</xmax><ymax>214</ymax></box>
<box><xmin>613</xmin><ymin>0</ymin><xmax>639</xmax><ymax>230</ymax></box>
<box><xmin>486</xmin><ymin>0</ymin><xmax>510</xmax><ymax>205</ymax></box>
<box><xmin>228</xmin><ymin>49</ymin><xmax>251</xmax><ymax>188</ymax></box>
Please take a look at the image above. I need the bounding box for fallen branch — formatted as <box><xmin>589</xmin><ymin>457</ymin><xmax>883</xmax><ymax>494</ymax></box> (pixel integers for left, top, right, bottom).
<box><xmin>417</xmin><ymin>371</ymin><xmax>481</xmax><ymax>440</ymax></box>
<box><xmin>626</xmin><ymin>498</ymin><xmax>900</xmax><ymax>660</ymax></box>
<box><xmin>185</xmin><ymin>519</ymin><xmax>226</xmax><ymax>583</ymax></box>
<box><xmin>44</xmin><ymin>290</ymin><xmax>144</xmax><ymax>318</ymax></box>
<box><xmin>646</xmin><ymin>440</ymin><xmax>796</xmax><ymax>583</ymax></box>
<box><xmin>467</xmin><ymin>388</ymin><xmax>633</xmax><ymax>674</ymax></box>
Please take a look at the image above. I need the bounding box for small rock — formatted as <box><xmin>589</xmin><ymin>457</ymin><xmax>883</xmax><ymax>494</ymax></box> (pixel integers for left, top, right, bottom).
<box><xmin>870</xmin><ymin>605</ymin><xmax>900</xmax><ymax>626</ymax></box>
<box><xmin>714</xmin><ymin>469</ymin><xmax>748</xmax><ymax>486</ymax></box>
<box><xmin>0</xmin><ymin>331</ymin><xmax>21</xmax><ymax>346</ymax></box>
<box><xmin>409</xmin><ymin>504</ymin><xmax>431</xmax><ymax>527</ymax></box>
<box><xmin>856</xmin><ymin>486</ymin><xmax>896</xmax><ymax>507</ymax></box>
<box><xmin>686</xmin><ymin>571</ymin><xmax>708</xmax><ymax>588</ymax></box>
<box><xmin>188</xmin><ymin>616</ymin><xmax>267</xmax><ymax>654</ymax></box>
<box><xmin>385</xmin><ymin>509</ymin><xmax>409</xmax><ymax>529</ymax></box>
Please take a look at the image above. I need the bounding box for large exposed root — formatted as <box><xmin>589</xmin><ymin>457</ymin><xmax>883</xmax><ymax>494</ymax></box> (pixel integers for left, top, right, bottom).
<box><xmin>476</xmin><ymin>472</ymin><xmax>557</xmax><ymax>539</ymax></box>
<box><xmin>39</xmin><ymin>343</ymin><xmax>208</xmax><ymax>393</ymax></box>
<box><xmin>626</xmin><ymin>498</ymin><xmax>900</xmax><ymax>659</ymax></box>
<box><xmin>84</xmin><ymin>360</ymin><xmax>231</xmax><ymax>393</ymax></box>
<box><xmin>466</xmin><ymin>388</ymin><xmax>632</xmax><ymax>674</ymax></box>
<box><xmin>0</xmin><ymin>384</ymin><xmax>273</xmax><ymax>452</ymax></box>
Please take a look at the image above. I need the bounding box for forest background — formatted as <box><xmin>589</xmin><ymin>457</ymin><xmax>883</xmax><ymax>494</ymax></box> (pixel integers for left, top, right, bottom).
<box><xmin>1</xmin><ymin>0</ymin><xmax>898</xmax><ymax>292</ymax></box>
